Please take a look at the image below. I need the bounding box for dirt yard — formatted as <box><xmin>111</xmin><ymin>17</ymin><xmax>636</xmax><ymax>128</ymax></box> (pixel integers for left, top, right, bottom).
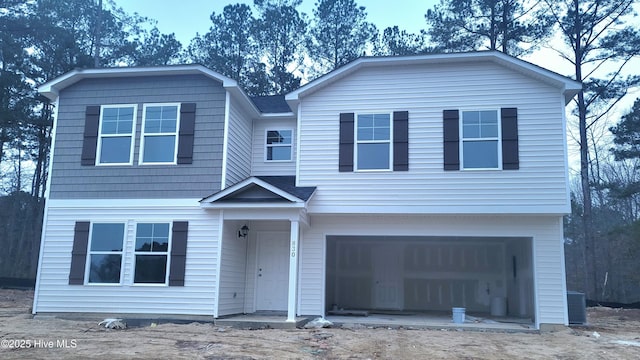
<box><xmin>1</xmin><ymin>289</ymin><xmax>639</xmax><ymax>359</ymax></box>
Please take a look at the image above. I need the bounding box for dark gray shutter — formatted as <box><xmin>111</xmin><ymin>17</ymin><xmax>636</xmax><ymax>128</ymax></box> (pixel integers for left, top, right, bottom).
<box><xmin>339</xmin><ymin>113</ymin><xmax>354</xmax><ymax>172</ymax></box>
<box><xmin>81</xmin><ymin>106</ymin><xmax>100</xmax><ymax>166</ymax></box>
<box><xmin>69</xmin><ymin>221</ymin><xmax>90</xmax><ymax>285</ymax></box>
<box><xmin>443</xmin><ymin>110</ymin><xmax>460</xmax><ymax>171</ymax></box>
<box><xmin>393</xmin><ymin>111</ymin><xmax>409</xmax><ymax>171</ymax></box>
<box><xmin>169</xmin><ymin>221</ymin><xmax>188</xmax><ymax>286</ymax></box>
<box><xmin>177</xmin><ymin>103</ymin><xmax>196</xmax><ymax>164</ymax></box>
<box><xmin>501</xmin><ymin>107</ymin><xmax>519</xmax><ymax>170</ymax></box>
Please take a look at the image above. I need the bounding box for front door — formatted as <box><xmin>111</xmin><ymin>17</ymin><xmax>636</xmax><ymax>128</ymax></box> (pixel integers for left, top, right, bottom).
<box><xmin>256</xmin><ymin>231</ymin><xmax>289</xmax><ymax>311</ymax></box>
<box><xmin>373</xmin><ymin>244</ymin><xmax>404</xmax><ymax>310</ymax></box>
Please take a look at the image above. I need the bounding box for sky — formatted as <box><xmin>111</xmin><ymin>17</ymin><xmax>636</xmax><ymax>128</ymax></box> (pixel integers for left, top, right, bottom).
<box><xmin>116</xmin><ymin>0</ymin><xmax>439</xmax><ymax>47</ymax></box>
<box><xmin>114</xmin><ymin>0</ymin><xmax>577</xmax><ymax>76</ymax></box>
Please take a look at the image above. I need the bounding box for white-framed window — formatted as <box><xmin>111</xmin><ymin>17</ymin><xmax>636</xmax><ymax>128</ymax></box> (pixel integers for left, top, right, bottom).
<box><xmin>140</xmin><ymin>103</ymin><xmax>180</xmax><ymax>164</ymax></box>
<box><xmin>265</xmin><ymin>129</ymin><xmax>293</xmax><ymax>161</ymax></box>
<box><xmin>86</xmin><ymin>223</ymin><xmax>125</xmax><ymax>284</ymax></box>
<box><xmin>133</xmin><ymin>223</ymin><xmax>171</xmax><ymax>285</ymax></box>
<box><xmin>97</xmin><ymin>105</ymin><xmax>136</xmax><ymax>165</ymax></box>
<box><xmin>355</xmin><ymin>113</ymin><xmax>392</xmax><ymax>171</ymax></box>
<box><xmin>461</xmin><ymin>110</ymin><xmax>501</xmax><ymax>170</ymax></box>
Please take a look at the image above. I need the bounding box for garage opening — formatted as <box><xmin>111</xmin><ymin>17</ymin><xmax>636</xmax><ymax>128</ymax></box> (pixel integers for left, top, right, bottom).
<box><xmin>325</xmin><ymin>236</ymin><xmax>534</xmax><ymax>321</ymax></box>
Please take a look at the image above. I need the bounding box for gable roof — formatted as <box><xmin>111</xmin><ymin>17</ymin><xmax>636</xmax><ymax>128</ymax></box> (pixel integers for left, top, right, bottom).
<box><xmin>250</xmin><ymin>95</ymin><xmax>293</xmax><ymax>114</ymax></box>
<box><xmin>200</xmin><ymin>176</ymin><xmax>316</xmax><ymax>209</ymax></box>
<box><xmin>38</xmin><ymin>64</ymin><xmax>262</xmax><ymax>117</ymax></box>
<box><xmin>285</xmin><ymin>51</ymin><xmax>582</xmax><ymax>106</ymax></box>
<box><xmin>255</xmin><ymin>176</ymin><xmax>316</xmax><ymax>200</ymax></box>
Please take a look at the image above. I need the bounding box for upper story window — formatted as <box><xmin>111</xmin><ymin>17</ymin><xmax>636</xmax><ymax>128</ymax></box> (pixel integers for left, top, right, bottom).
<box><xmin>97</xmin><ymin>105</ymin><xmax>136</xmax><ymax>165</ymax></box>
<box><xmin>266</xmin><ymin>129</ymin><xmax>293</xmax><ymax>161</ymax></box>
<box><xmin>461</xmin><ymin>110</ymin><xmax>501</xmax><ymax>169</ymax></box>
<box><xmin>87</xmin><ymin>223</ymin><xmax>125</xmax><ymax>284</ymax></box>
<box><xmin>134</xmin><ymin>223</ymin><xmax>170</xmax><ymax>284</ymax></box>
<box><xmin>356</xmin><ymin>113</ymin><xmax>392</xmax><ymax>170</ymax></box>
<box><xmin>140</xmin><ymin>104</ymin><xmax>180</xmax><ymax>164</ymax></box>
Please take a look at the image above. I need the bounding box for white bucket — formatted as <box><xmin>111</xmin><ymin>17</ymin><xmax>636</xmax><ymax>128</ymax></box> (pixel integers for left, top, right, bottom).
<box><xmin>452</xmin><ymin>307</ymin><xmax>466</xmax><ymax>324</ymax></box>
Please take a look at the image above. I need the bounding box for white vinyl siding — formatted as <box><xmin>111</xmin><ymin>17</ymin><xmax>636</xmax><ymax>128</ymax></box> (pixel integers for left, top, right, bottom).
<box><xmin>34</xmin><ymin>200</ymin><xmax>220</xmax><ymax>315</ymax></box>
<box><xmin>296</xmin><ymin>61</ymin><xmax>569</xmax><ymax>214</ymax></box>
<box><xmin>217</xmin><ymin>220</ymin><xmax>248</xmax><ymax>316</ymax></box>
<box><xmin>252</xmin><ymin>118</ymin><xmax>297</xmax><ymax>176</ymax></box>
<box><xmin>225</xmin><ymin>95</ymin><xmax>252</xmax><ymax>187</ymax></box>
<box><xmin>298</xmin><ymin>214</ymin><xmax>568</xmax><ymax>327</ymax></box>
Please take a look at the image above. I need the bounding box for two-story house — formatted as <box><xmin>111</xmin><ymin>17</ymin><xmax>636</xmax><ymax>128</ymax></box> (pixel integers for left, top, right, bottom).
<box><xmin>33</xmin><ymin>51</ymin><xmax>581</xmax><ymax>330</ymax></box>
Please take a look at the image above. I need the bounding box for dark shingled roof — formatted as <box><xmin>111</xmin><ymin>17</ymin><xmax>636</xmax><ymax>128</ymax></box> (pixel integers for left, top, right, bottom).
<box><xmin>256</xmin><ymin>176</ymin><xmax>316</xmax><ymax>201</ymax></box>
<box><xmin>250</xmin><ymin>95</ymin><xmax>292</xmax><ymax>113</ymax></box>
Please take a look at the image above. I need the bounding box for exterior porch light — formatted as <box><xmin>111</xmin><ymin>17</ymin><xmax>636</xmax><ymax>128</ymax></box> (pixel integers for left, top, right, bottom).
<box><xmin>238</xmin><ymin>224</ymin><xmax>249</xmax><ymax>239</ymax></box>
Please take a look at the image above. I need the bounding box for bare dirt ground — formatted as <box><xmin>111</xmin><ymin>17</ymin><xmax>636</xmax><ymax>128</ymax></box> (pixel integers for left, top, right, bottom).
<box><xmin>1</xmin><ymin>289</ymin><xmax>639</xmax><ymax>359</ymax></box>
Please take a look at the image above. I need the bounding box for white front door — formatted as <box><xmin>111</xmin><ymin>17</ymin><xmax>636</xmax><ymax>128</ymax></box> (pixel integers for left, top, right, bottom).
<box><xmin>373</xmin><ymin>244</ymin><xmax>404</xmax><ymax>310</ymax></box>
<box><xmin>256</xmin><ymin>231</ymin><xmax>289</xmax><ymax>311</ymax></box>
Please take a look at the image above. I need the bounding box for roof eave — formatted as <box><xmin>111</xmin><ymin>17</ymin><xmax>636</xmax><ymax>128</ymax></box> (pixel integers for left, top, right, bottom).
<box><xmin>258</xmin><ymin>112</ymin><xmax>296</xmax><ymax>119</ymax></box>
<box><xmin>200</xmin><ymin>202</ymin><xmax>306</xmax><ymax>209</ymax></box>
<box><xmin>563</xmin><ymin>85</ymin><xmax>583</xmax><ymax>105</ymax></box>
<box><xmin>285</xmin><ymin>51</ymin><xmax>583</xmax><ymax>102</ymax></box>
<box><xmin>38</xmin><ymin>64</ymin><xmax>241</xmax><ymax>100</ymax></box>
<box><xmin>199</xmin><ymin>176</ymin><xmax>307</xmax><ymax>204</ymax></box>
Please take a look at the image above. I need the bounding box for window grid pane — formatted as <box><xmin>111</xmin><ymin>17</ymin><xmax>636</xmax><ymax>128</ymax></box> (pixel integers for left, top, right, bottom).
<box><xmin>90</xmin><ymin>223</ymin><xmax>125</xmax><ymax>252</ymax></box>
<box><xmin>142</xmin><ymin>135</ymin><xmax>176</xmax><ymax>163</ymax></box>
<box><xmin>101</xmin><ymin>107</ymin><xmax>134</xmax><ymax>135</ymax></box>
<box><xmin>357</xmin><ymin>114</ymin><xmax>390</xmax><ymax>141</ymax></box>
<box><xmin>134</xmin><ymin>255</ymin><xmax>168</xmax><ymax>284</ymax></box>
<box><xmin>89</xmin><ymin>254</ymin><xmax>122</xmax><ymax>283</ymax></box>
<box><xmin>463</xmin><ymin>110</ymin><xmax>498</xmax><ymax>139</ymax></box>
<box><xmin>266</xmin><ymin>130</ymin><xmax>292</xmax><ymax>145</ymax></box>
<box><xmin>357</xmin><ymin>143</ymin><xmax>390</xmax><ymax>170</ymax></box>
<box><xmin>99</xmin><ymin>137</ymin><xmax>132</xmax><ymax>164</ymax></box>
<box><xmin>144</xmin><ymin>106</ymin><xmax>177</xmax><ymax>133</ymax></box>
<box><xmin>267</xmin><ymin>146</ymin><xmax>292</xmax><ymax>161</ymax></box>
<box><xmin>136</xmin><ymin>223</ymin><xmax>169</xmax><ymax>252</ymax></box>
<box><xmin>462</xmin><ymin>140</ymin><xmax>499</xmax><ymax>169</ymax></box>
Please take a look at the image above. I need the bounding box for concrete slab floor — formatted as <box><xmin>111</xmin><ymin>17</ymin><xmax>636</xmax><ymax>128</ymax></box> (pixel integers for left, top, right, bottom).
<box><xmin>214</xmin><ymin>314</ymin><xmax>311</xmax><ymax>329</ymax></box>
<box><xmin>325</xmin><ymin>313</ymin><xmax>536</xmax><ymax>333</ymax></box>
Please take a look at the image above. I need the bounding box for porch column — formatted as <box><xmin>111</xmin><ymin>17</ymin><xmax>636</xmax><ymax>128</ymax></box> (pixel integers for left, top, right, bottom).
<box><xmin>287</xmin><ymin>220</ymin><xmax>300</xmax><ymax>322</ymax></box>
